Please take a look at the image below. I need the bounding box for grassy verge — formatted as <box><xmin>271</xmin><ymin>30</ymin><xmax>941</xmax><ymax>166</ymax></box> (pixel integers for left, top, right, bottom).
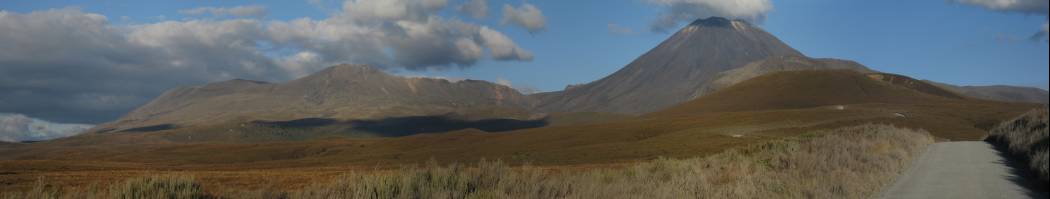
<box><xmin>987</xmin><ymin>108</ymin><xmax>1049</xmax><ymax>185</ymax></box>
<box><xmin>3</xmin><ymin>124</ymin><xmax>932</xmax><ymax>199</ymax></box>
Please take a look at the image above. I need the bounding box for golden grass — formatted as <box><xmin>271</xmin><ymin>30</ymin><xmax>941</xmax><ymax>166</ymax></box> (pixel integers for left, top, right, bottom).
<box><xmin>3</xmin><ymin>124</ymin><xmax>932</xmax><ymax>199</ymax></box>
<box><xmin>2</xmin><ymin>175</ymin><xmax>207</xmax><ymax>199</ymax></box>
<box><xmin>988</xmin><ymin>108</ymin><xmax>1049</xmax><ymax>182</ymax></box>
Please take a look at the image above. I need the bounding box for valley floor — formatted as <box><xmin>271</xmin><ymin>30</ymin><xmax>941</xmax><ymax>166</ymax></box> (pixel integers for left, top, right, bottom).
<box><xmin>3</xmin><ymin>124</ymin><xmax>931</xmax><ymax>199</ymax></box>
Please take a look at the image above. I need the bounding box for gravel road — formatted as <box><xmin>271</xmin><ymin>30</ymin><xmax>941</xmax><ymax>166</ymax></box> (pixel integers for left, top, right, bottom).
<box><xmin>880</xmin><ymin>141</ymin><xmax>1046</xmax><ymax>199</ymax></box>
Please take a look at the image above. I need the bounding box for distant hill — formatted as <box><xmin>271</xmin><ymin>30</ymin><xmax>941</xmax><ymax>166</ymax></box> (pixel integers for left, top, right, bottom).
<box><xmin>7</xmin><ymin>69</ymin><xmax>1037</xmax><ymax>168</ymax></box>
<box><xmin>929</xmin><ymin>83</ymin><xmax>1049</xmax><ymax>104</ymax></box>
<box><xmin>532</xmin><ymin>17</ymin><xmax>804</xmax><ymax>114</ymax></box>
<box><xmin>650</xmin><ymin>70</ymin><xmax>961</xmax><ymax>117</ymax></box>
<box><xmin>0</xmin><ymin>113</ymin><xmax>92</xmax><ymax>143</ymax></box>
<box><xmin>707</xmin><ymin>56</ymin><xmax>873</xmax><ymax>91</ymax></box>
<box><xmin>865</xmin><ymin>73</ymin><xmax>969</xmax><ymax>99</ymax></box>
<box><xmin>94</xmin><ymin>64</ymin><xmax>533</xmax><ymax>133</ymax></box>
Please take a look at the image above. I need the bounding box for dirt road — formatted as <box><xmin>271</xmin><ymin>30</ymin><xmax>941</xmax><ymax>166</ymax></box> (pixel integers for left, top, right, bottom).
<box><xmin>880</xmin><ymin>141</ymin><xmax>1046</xmax><ymax>199</ymax></box>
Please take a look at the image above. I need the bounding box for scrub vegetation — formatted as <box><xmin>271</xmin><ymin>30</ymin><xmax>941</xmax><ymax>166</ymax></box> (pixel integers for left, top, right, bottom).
<box><xmin>3</xmin><ymin>124</ymin><xmax>932</xmax><ymax>199</ymax></box>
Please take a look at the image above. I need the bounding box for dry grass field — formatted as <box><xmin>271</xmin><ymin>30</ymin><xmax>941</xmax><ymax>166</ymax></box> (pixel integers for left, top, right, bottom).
<box><xmin>3</xmin><ymin>125</ymin><xmax>932</xmax><ymax>199</ymax></box>
<box><xmin>0</xmin><ymin>70</ymin><xmax>1038</xmax><ymax>197</ymax></box>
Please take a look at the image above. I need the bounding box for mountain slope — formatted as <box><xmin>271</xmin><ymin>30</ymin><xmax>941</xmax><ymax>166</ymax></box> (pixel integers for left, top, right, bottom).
<box><xmin>8</xmin><ymin>70</ymin><xmax>1037</xmax><ymax>169</ymax></box>
<box><xmin>708</xmin><ymin>56</ymin><xmax>873</xmax><ymax>91</ymax></box>
<box><xmin>532</xmin><ymin>17</ymin><xmax>804</xmax><ymax>114</ymax></box>
<box><xmin>650</xmin><ymin>70</ymin><xmax>962</xmax><ymax>117</ymax></box>
<box><xmin>96</xmin><ymin>64</ymin><xmax>532</xmax><ymax>132</ymax></box>
<box><xmin>866</xmin><ymin>73</ymin><xmax>968</xmax><ymax>99</ymax></box>
<box><xmin>930</xmin><ymin>83</ymin><xmax>1049</xmax><ymax>104</ymax></box>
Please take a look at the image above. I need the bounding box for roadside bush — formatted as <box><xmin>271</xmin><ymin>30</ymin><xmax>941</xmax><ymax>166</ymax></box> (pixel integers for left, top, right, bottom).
<box><xmin>988</xmin><ymin>108</ymin><xmax>1049</xmax><ymax>183</ymax></box>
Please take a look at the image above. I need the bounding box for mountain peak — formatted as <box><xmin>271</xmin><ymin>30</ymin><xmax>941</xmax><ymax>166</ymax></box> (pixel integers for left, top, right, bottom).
<box><xmin>688</xmin><ymin>17</ymin><xmax>751</xmax><ymax>29</ymax></box>
<box><xmin>532</xmin><ymin>16</ymin><xmax>803</xmax><ymax>114</ymax></box>
<box><xmin>299</xmin><ymin>64</ymin><xmax>389</xmax><ymax>82</ymax></box>
<box><xmin>324</xmin><ymin>64</ymin><xmax>383</xmax><ymax>74</ymax></box>
<box><xmin>690</xmin><ymin>17</ymin><xmax>731</xmax><ymax>27</ymax></box>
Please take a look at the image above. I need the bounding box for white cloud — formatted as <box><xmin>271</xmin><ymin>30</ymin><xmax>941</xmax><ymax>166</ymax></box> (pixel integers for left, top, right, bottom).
<box><xmin>496</xmin><ymin>77</ymin><xmax>513</xmax><ymax>87</ymax></box>
<box><xmin>179</xmin><ymin>5</ymin><xmax>269</xmax><ymax>18</ymax></box>
<box><xmin>0</xmin><ymin>3</ymin><xmax>534</xmax><ymax>123</ymax></box>
<box><xmin>458</xmin><ymin>0</ymin><xmax>489</xmax><ymax>19</ymax></box>
<box><xmin>953</xmin><ymin>0</ymin><xmax>1048</xmax><ymax>14</ymax></box>
<box><xmin>480</xmin><ymin>26</ymin><xmax>534</xmax><ymax>61</ymax></box>
<box><xmin>646</xmin><ymin>0</ymin><xmax>772</xmax><ymax>32</ymax></box>
<box><xmin>0</xmin><ymin>8</ymin><xmax>243</xmax><ymax>123</ymax></box>
<box><xmin>1</xmin><ymin>113</ymin><xmax>93</xmax><ymax>142</ymax></box>
<box><xmin>501</xmin><ymin>3</ymin><xmax>546</xmax><ymax>33</ymax></box>
<box><xmin>952</xmin><ymin>0</ymin><xmax>1048</xmax><ymax>41</ymax></box>
<box><xmin>387</xmin><ymin>18</ymin><xmax>487</xmax><ymax>68</ymax></box>
<box><xmin>342</xmin><ymin>0</ymin><xmax>447</xmax><ymax>22</ymax></box>
<box><xmin>279</xmin><ymin>51</ymin><xmax>324</xmax><ymax>78</ymax></box>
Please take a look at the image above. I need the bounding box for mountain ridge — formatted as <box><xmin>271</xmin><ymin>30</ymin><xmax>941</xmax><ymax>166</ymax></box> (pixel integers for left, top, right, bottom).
<box><xmin>95</xmin><ymin>64</ymin><xmax>533</xmax><ymax>133</ymax></box>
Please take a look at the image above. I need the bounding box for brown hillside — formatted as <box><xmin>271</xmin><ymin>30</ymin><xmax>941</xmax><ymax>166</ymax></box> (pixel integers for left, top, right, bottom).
<box><xmin>94</xmin><ymin>64</ymin><xmax>533</xmax><ymax>133</ymax></box>
<box><xmin>931</xmin><ymin>82</ymin><xmax>1050</xmax><ymax>104</ymax></box>
<box><xmin>651</xmin><ymin>70</ymin><xmax>956</xmax><ymax>117</ymax></box>
<box><xmin>5</xmin><ymin>69</ymin><xmax>1037</xmax><ymax>170</ymax></box>
<box><xmin>866</xmin><ymin>73</ymin><xmax>967</xmax><ymax>99</ymax></box>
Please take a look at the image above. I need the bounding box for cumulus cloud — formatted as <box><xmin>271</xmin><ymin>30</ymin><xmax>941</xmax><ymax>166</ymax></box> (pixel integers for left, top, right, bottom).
<box><xmin>0</xmin><ymin>8</ymin><xmax>274</xmax><ymax>123</ymax></box>
<box><xmin>0</xmin><ymin>2</ymin><xmax>535</xmax><ymax>123</ymax></box>
<box><xmin>269</xmin><ymin>1</ymin><xmax>532</xmax><ymax>70</ymax></box>
<box><xmin>342</xmin><ymin>0</ymin><xmax>448</xmax><ymax>22</ymax></box>
<box><xmin>1</xmin><ymin>113</ymin><xmax>93</xmax><ymax>142</ymax></box>
<box><xmin>458</xmin><ymin>0</ymin><xmax>489</xmax><ymax>19</ymax></box>
<box><xmin>179</xmin><ymin>5</ymin><xmax>269</xmax><ymax>18</ymax></box>
<box><xmin>480</xmin><ymin>27</ymin><xmax>534</xmax><ymax>61</ymax></box>
<box><xmin>952</xmin><ymin>0</ymin><xmax>1048</xmax><ymax>41</ymax></box>
<box><xmin>646</xmin><ymin>0</ymin><xmax>772</xmax><ymax>32</ymax></box>
<box><xmin>501</xmin><ymin>3</ymin><xmax>546</xmax><ymax>33</ymax></box>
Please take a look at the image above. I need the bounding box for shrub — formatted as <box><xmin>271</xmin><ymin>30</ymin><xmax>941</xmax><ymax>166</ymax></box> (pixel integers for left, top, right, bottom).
<box><xmin>108</xmin><ymin>175</ymin><xmax>208</xmax><ymax>199</ymax></box>
<box><xmin>988</xmin><ymin>108</ymin><xmax>1050</xmax><ymax>183</ymax></box>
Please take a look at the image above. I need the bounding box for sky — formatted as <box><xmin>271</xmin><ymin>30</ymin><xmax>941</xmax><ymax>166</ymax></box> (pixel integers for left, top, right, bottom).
<box><xmin>1</xmin><ymin>0</ymin><xmax>1048</xmax><ymax>124</ymax></box>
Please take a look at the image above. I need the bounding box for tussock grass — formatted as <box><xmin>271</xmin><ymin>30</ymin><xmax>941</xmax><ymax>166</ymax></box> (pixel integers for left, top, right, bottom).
<box><xmin>4</xmin><ymin>124</ymin><xmax>932</xmax><ymax>199</ymax></box>
<box><xmin>2</xmin><ymin>175</ymin><xmax>208</xmax><ymax>199</ymax></box>
<box><xmin>110</xmin><ymin>175</ymin><xmax>208</xmax><ymax>199</ymax></box>
<box><xmin>988</xmin><ymin>108</ymin><xmax>1049</xmax><ymax>183</ymax></box>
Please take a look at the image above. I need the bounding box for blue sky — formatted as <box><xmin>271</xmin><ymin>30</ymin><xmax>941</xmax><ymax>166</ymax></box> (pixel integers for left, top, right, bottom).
<box><xmin>0</xmin><ymin>0</ymin><xmax>1047</xmax><ymax>124</ymax></box>
<box><xmin>4</xmin><ymin>0</ymin><xmax>1045</xmax><ymax>91</ymax></box>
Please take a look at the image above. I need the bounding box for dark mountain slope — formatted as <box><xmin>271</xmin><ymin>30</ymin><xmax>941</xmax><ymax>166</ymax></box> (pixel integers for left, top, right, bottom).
<box><xmin>532</xmin><ymin>17</ymin><xmax>804</xmax><ymax>114</ymax></box>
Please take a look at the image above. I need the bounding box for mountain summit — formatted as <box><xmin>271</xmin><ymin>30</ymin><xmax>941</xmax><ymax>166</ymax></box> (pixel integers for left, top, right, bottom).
<box><xmin>532</xmin><ymin>17</ymin><xmax>810</xmax><ymax>114</ymax></box>
<box><xmin>97</xmin><ymin>64</ymin><xmax>532</xmax><ymax>132</ymax></box>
